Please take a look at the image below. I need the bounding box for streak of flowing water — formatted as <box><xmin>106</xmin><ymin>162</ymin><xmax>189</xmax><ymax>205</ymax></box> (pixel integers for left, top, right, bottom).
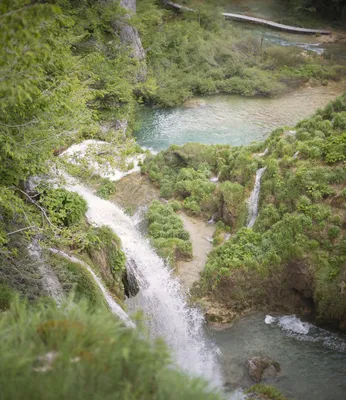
<box><xmin>62</xmin><ymin>173</ymin><xmax>223</xmax><ymax>386</ymax></box>
<box><xmin>247</xmin><ymin>167</ymin><xmax>267</xmax><ymax>228</ymax></box>
<box><xmin>49</xmin><ymin>248</ymin><xmax>134</xmax><ymax>327</ymax></box>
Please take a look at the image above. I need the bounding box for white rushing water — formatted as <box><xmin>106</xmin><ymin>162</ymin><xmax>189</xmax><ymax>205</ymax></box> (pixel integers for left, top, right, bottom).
<box><xmin>61</xmin><ymin>140</ymin><xmax>145</xmax><ymax>181</ymax></box>
<box><xmin>62</xmin><ymin>173</ymin><xmax>223</xmax><ymax>386</ymax></box>
<box><xmin>247</xmin><ymin>167</ymin><xmax>267</xmax><ymax>228</ymax></box>
<box><xmin>49</xmin><ymin>248</ymin><xmax>134</xmax><ymax>328</ymax></box>
<box><xmin>264</xmin><ymin>314</ymin><xmax>346</xmax><ymax>352</ymax></box>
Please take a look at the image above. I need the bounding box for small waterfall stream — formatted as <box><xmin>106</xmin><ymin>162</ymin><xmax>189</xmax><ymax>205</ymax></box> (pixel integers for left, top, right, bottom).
<box><xmin>48</xmin><ymin>248</ymin><xmax>134</xmax><ymax>327</ymax></box>
<box><xmin>247</xmin><ymin>167</ymin><xmax>267</xmax><ymax>228</ymax></box>
<box><xmin>63</xmin><ymin>174</ymin><xmax>223</xmax><ymax>386</ymax></box>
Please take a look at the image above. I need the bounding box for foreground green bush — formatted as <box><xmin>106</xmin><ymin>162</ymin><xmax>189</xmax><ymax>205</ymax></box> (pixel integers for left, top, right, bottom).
<box><xmin>0</xmin><ymin>299</ymin><xmax>221</xmax><ymax>400</ymax></box>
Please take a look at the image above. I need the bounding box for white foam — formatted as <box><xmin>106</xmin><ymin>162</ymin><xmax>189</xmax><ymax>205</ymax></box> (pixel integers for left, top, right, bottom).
<box><xmin>61</xmin><ymin>172</ymin><xmax>224</xmax><ymax>387</ymax></box>
<box><xmin>278</xmin><ymin>315</ymin><xmax>311</xmax><ymax>335</ymax></box>
<box><xmin>265</xmin><ymin>315</ymin><xmax>276</xmax><ymax>324</ymax></box>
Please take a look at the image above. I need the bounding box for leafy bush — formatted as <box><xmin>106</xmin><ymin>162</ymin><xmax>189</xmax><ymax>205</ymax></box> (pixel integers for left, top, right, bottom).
<box><xmin>96</xmin><ymin>179</ymin><xmax>116</xmax><ymax>200</ymax></box>
<box><xmin>39</xmin><ymin>188</ymin><xmax>87</xmax><ymax>227</ymax></box>
<box><xmin>0</xmin><ymin>283</ymin><xmax>14</xmax><ymax>311</ymax></box>
<box><xmin>146</xmin><ymin>201</ymin><xmax>192</xmax><ymax>266</ymax></box>
<box><xmin>0</xmin><ymin>299</ymin><xmax>221</xmax><ymax>400</ymax></box>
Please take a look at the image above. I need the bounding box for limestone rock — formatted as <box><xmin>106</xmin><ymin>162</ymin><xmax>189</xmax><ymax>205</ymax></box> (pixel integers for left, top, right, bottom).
<box><xmin>246</xmin><ymin>357</ymin><xmax>281</xmax><ymax>383</ymax></box>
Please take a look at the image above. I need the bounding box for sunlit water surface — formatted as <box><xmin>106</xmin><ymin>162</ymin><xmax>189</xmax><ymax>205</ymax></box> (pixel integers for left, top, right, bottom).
<box><xmin>135</xmin><ymin>82</ymin><xmax>346</xmax><ymax>151</ymax></box>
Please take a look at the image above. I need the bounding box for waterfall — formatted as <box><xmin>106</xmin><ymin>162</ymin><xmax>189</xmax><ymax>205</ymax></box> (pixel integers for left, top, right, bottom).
<box><xmin>62</xmin><ymin>174</ymin><xmax>223</xmax><ymax>386</ymax></box>
<box><xmin>48</xmin><ymin>248</ymin><xmax>134</xmax><ymax>328</ymax></box>
<box><xmin>247</xmin><ymin>167</ymin><xmax>267</xmax><ymax>228</ymax></box>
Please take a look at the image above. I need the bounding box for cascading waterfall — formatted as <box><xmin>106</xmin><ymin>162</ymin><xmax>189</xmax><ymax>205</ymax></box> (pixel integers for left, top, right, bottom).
<box><xmin>247</xmin><ymin>167</ymin><xmax>267</xmax><ymax>228</ymax></box>
<box><xmin>62</xmin><ymin>174</ymin><xmax>223</xmax><ymax>387</ymax></box>
<box><xmin>48</xmin><ymin>248</ymin><xmax>134</xmax><ymax>328</ymax></box>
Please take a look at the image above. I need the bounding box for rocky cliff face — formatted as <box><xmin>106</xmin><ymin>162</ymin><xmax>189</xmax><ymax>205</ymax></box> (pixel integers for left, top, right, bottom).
<box><xmin>114</xmin><ymin>0</ymin><xmax>146</xmax><ymax>80</ymax></box>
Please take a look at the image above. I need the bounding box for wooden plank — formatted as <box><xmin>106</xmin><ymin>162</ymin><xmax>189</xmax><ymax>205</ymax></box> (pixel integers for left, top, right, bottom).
<box><xmin>223</xmin><ymin>13</ymin><xmax>331</xmax><ymax>35</ymax></box>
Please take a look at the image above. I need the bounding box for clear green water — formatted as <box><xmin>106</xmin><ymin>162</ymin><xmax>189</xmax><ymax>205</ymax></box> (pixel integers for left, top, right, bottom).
<box><xmin>135</xmin><ymin>82</ymin><xmax>346</xmax><ymax>151</ymax></box>
<box><xmin>209</xmin><ymin>313</ymin><xmax>346</xmax><ymax>400</ymax></box>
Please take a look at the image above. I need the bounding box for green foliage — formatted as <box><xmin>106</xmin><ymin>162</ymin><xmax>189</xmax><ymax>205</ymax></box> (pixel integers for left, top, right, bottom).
<box><xmin>0</xmin><ymin>282</ymin><xmax>14</xmax><ymax>311</ymax></box>
<box><xmin>136</xmin><ymin>0</ymin><xmax>345</xmax><ymax>106</ymax></box>
<box><xmin>143</xmin><ymin>143</ymin><xmax>261</xmax><ymax>224</ymax></box>
<box><xmin>285</xmin><ymin>0</ymin><xmax>346</xmax><ymax>19</ymax></box>
<box><xmin>219</xmin><ymin>181</ymin><xmax>245</xmax><ymax>215</ymax></box>
<box><xmin>146</xmin><ymin>201</ymin><xmax>192</xmax><ymax>265</ymax></box>
<box><xmin>49</xmin><ymin>254</ymin><xmax>104</xmax><ymax>307</ymax></box>
<box><xmin>323</xmin><ymin>133</ymin><xmax>346</xmax><ymax>163</ymax></box>
<box><xmin>0</xmin><ymin>1</ymin><xmax>96</xmax><ymax>185</ymax></box>
<box><xmin>198</xmin><ymin>93</ymin><xmax>346</xmax><ymax>323</ymax></box>
<box><xmin>0</xmin><ymin>298</ymin><xmax>222</xmax><ymax>400</ymax></box>
<box><xmin>86</xmin><ymin>226</ymin><xmax>126</xmax><ymax>282</ymax></box>
<box><xmin>246</xmin><ymin>384</ymin><xmax>288</xmax><ymax>400</ymax></box>
<box><xmin>39</xmin><ymin>188</ymin><xmax>87</xmax><ymax>227</ymax></box>
<box><xmin>96</xmin><ymin>179</ymin><xmax>116</xmax><ymax>200</ymax></box>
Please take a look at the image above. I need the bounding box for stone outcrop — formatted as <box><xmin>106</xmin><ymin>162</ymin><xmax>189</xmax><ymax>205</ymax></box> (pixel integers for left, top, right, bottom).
<box><xmin>113</xmin><ymin>0</ymin><xmax>146</xmax><ymax>81</ymax></box>
<box><xmin>246</xmin><ymin>357</ymin><xmax>281</xmax><ymax>383</ymax></box>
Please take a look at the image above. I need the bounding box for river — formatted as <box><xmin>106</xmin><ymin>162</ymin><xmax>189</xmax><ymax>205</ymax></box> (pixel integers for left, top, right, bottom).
<box><xmin>135</xmin><ymin>81</ymin><xmax>346</xmax><ymax>151</ymax></box>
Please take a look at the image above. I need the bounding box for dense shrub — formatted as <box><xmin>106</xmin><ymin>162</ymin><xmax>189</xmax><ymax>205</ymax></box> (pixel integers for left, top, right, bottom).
<box><xmin>39</xmin><ymin>188</ymin><xmax>87</xmax><ymax>227</ymax></box>
<box><xmin>96</xmin><ymin>179</ymin><xmax>116</xmax><ymax>200</ymax></box>
<box><xmin>0</xmin><ymin>299</ymin><xmax>221</xmax><ymax>400</ymax></box>
<box><xmin>146</xmin><ymin>201</ymin><xmax>192</xmax><ymax>266</ymax></box>
<box><xmin>0</xmin><ymin>283</ymin><xmax>14</xmax><ymax>311</ymax></box>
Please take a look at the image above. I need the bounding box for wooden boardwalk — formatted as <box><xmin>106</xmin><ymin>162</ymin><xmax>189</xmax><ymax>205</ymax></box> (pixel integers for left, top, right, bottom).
<box><xmin>223</xmin><ymin>13</ymin><xmax>331</xmax><ymax>35</ymax></box>
<box><xmin>164</xmin><ymin>2</ymin><xmax>331</xmax><ymax>36</ymax></box>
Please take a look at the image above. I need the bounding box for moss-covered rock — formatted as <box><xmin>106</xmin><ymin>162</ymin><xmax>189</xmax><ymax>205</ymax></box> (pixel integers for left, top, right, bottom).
<box><xmin>85</xmin><ymin>226</ymin><xmax>126</xmax><ymax>300</ymax></box>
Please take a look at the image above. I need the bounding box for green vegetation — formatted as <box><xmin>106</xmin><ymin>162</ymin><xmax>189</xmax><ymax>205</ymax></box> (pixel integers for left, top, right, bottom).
<box><xmin>138</xmin><ymin>0</ymin><xmax>345</xmax><ymax>106</ymax></box>
<box><xmin>246</xmin><ymin>384</ymin><xmax>288</xmax><ymax>400</ymax></box>
<box><xmin>85</xmin><ymin>226</ymin><xmax>126</xmax><ymax>298</ymax></box>
<box><xmin>49</xmin><ymin>254</ymin><xmax>104</xmax><ymax>307</ymax></box>
<box><xmin>146</xmin><ymin>200</ymin><xmax>192</xmax><ymax>266</ymax></box>
<box><xmin>1</xmin><ymin>0</ymin><xmax>345</xmax><ymax>292</ymax></box>
<box><xmin>0</xmin><ymin>298</ymin><xmax>222</xmax><ymax>400</ymax></box>
<box><xmin>0</xmin><ymin>282</ymin><xmax>14</xmax><ymax>311</ymax></box>
<box><xmin>39</xmin><ymin>189</ymin><xmax>87</xmax><ymax>227</ymax></box>
<box><xmin>144</xmin><ymin>94</ymin><xmax>346</xmax><ymax>327</ymax></box>
<box><xmin>96</xmin><ymin>179</ymin><xmax>117</xmax><ymax>200</ymax></box>
<box><xmin>142</xmin><ymin>142</ymin><xmax>259</xmax><ymax>221</ymax></box>
<box><xmin>284</xmin><ymin>0</ymin><xmax>346</xmax><ymax>19</ymax></box>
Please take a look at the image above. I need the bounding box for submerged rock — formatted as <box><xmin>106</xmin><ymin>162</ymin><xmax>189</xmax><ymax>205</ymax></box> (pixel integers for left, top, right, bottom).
<box><xmin>246</xmin><ymin>357</ymin><xmax>281</xmax><ymax>383</ymax></box>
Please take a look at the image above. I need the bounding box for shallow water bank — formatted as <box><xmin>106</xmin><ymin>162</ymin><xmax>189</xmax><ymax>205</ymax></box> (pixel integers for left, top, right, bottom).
<box><xmin>135</xmin><ymin>81</ymin><xmax>346</xmax><ymax>151</ymax></box>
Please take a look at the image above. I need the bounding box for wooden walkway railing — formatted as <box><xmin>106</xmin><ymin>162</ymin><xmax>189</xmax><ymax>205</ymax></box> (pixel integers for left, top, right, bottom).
<box><xmin>164</xmin><ymin>2</ymin><xmax>331</xmax><ymax>35</ymax></box>
<box><xmin>222</xmin><ymin>13</ymin><xmax>331</xmax><ymax>35</ymax></box>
